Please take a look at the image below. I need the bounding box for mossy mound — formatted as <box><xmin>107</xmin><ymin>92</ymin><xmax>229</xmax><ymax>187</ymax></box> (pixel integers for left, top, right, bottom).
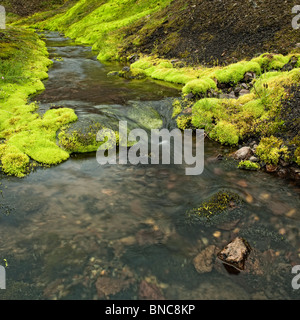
<box><xmin>58</xmin><ymin>121</ymin><xmax>118</xmax><ymax>154</ymax></box>
<box><xmin>238</xmin><ymin>160</ymin><xmax>260</xmax><ymax>171</ymax></box>
<box><xmin>186</xmin><ymin>191</ymin><xmax>243</xmax><ymax>224</ymax></box>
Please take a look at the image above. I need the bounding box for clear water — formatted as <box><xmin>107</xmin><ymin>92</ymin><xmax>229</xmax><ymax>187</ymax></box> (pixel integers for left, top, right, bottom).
<box><xmin>0</xmin><ymin>32</ymin><xmax>299</xmax><ymax>300</ymax></box>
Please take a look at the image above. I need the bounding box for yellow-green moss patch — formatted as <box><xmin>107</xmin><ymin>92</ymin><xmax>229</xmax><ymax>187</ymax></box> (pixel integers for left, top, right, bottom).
<box><xmin>0</xmin><ymin>28</ymin><xmax>78</xmax><ymax>177</ymax></box>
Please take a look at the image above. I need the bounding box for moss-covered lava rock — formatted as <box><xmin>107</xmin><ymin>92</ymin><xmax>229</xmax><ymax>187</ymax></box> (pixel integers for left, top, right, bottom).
<box><xmin>186</xmin><ymin>190</ymin><xmax>243</xmax><ymax>224</ymax></box>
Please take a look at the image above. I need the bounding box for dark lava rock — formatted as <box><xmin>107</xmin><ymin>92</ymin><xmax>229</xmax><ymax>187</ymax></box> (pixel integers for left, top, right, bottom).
<box><xmin>122</xmin><ymin>66</ymin><xmax>131</xmax><ymax>72</ymax></box>
<box><xmin>128</xmin><ymin>55</ymin><xmax>139</xmax><ymax>63</ymax></box>
<box><xmin>243</xmin><ymin>72</ymin><xmax>256</xmax><ymax>82</ymax></box>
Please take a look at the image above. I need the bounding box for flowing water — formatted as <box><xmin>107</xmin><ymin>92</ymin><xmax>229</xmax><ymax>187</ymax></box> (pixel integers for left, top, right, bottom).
<box><xmin>0</xmin><ymin>32</ymin><xmax>299</xmax><ymax>300</ymax></box>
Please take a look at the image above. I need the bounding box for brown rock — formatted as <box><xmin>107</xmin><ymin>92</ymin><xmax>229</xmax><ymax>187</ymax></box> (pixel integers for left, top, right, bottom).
<box><xmin>183</xmin><ymin>107</ymin><xmax>192</xmax><ymax>114</ymax></box>
<box><xmin>193</xmin><ymin>245</ymin><xmax>217</xmax><ymax>274</ymax></box>
<box><xmin>290</xmin><ymin>167</ymin><xmax>300</xmax><ymax>180</ymax></box>
<box><xmin>244</xmin><ymin>248</ymin><xmax>264</xmax><ymax>275</ymax></box>
<box><xmin>239</xmin><ymin>89</ymin><xmax>250</xmax><ymax>96</ymax></box>
<box><xmin>233</xmin><ymin>146</ymin><xmax>252</xmax><ymax>160</ymax></box>
<box><xmin>266</xmin><ymin>164</ymin><xmax>278</xmax><ymax>172</ymax></box>
<box><xmin>95</xmin><ymin>276</ymin><xmax>133</xmax><ymax>299</ymax></box>
<box><xmin>277</xmin><ymin>168</ymin><xmax>288</xmax><ymax>178</ymax></box>
<box><xmin>217</xmin><ymin>237</ymin><xmax>251</xmax><ymax>271</ymax></box>
<box><xmin>243</xmin><ymin>72</ymin><xmax>255</xmax><ymax>82</ymax></box>
<box><xmin>139</xmin><ymin>280</ymin><xmax>165</xmax><ymax>300</ymax></box>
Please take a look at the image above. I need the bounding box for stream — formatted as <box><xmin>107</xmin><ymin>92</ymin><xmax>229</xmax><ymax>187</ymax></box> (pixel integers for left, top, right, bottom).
<box><xmin>0</xmin><ymin>32</ymin><xmax>299</xmax><ymax>300</ymax></box>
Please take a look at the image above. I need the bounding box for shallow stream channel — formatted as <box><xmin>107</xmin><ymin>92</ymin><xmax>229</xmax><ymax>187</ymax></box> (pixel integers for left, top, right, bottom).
<box><xmin>0</xmin><ymin>32</ymin><xmax>299</xmax><ymax>300</ymax></box>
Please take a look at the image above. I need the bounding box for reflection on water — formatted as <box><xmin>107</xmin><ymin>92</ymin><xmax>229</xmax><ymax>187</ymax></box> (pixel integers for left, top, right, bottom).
<box><xmin>0</xmin><ymin>32</ymin><xmax>299</xmax><ymax>300</ymax></box>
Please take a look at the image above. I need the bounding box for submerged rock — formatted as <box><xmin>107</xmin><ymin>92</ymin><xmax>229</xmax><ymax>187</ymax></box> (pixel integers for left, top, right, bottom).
<box><xmin>136</xmin><ymin>228</ymin><xmax>164</xmax><ymax>246</ymax></box>
<box><xmin>139</xmin><ymin>280</ymin><xmax>165</xmax><ymax>300</ymax></box>
<box><xmin>217</xmin><ymin>237</ymin><xmax>251</xmax><ymax>271</ymax></box>
<box><xmin>107</xmin><ymin>71</ymin><xmax>119</xmax><ymax>77</ymax></box>
<box><xmin>193</xmin><ymin>245</ymin><xmax>217</xmax><ymax>274</ymax></box>
<box><xmin>95</xmin><ymin>276</ymin><xmax>134</xmax><ymax>299</ymax></box>
<box><xmin>186</xmin><ymin>191</ymin><xmax>242</xmax><ymax>224</ymax></box>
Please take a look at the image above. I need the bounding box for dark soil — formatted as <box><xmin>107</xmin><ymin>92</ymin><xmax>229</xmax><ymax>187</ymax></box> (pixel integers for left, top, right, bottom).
<box><xmin>280</xmin><ymin>84</ymin><xmax>300</xmax><ymax>141</ymax></box>
<box><xmin>121</xmin><ymin>0</ymin><xmax>300</xmax><ymax>66</ymax></box>
<box><xmin>2</xmin><ymin>0</ymin><xmax>74</xmax><ymax>17</ymax></box>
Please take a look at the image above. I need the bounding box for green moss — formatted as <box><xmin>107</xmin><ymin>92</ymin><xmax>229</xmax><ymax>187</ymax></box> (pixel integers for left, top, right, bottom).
<box><xmin>158</xmin><ymin>61</ymin><xmax>173</xmax><ymax>68</ymax></box>
<box><xmin>255</xmin><ymin>136</ymin><xmax>289</xmax><ymax>165</ymax></box>
<box><xmin>186</xmin><ymin>191</ymin><xmax>242</xmax><ymax>222</ymax></box>
<box><xmin>0</xmin><ymin>145</ymin><xmax>30</xmax><ymax>177</ymax></box>
<box><xmin>191</xmin><ymin>96</ymin><xmax>266</xmax><ymax>145</ymax></box>
<box><xmin>209</xmin><ymin>120</ymin><xmax>239</xmax><ymax>145</ymax></box>
<box><xmin>214</xmin><ymin>61</ymin><xmax>261</xmax><ymax>84</ymax></box>
<box><xmin>130</xmin><ymin>58</ymin><xmax>154</xmax><ymax>70</ymax></box>
<box><xmin>238</xmin><ymin>160</ymin><xmax>260</xmax><ymax>171</ymax></box>
<box><xmin>172</xmin><ymin>99</ymin><xmax>183</xmax><ymax>119</ymax></box>
<box><xmin>191</xmin><ymin>98</ymin><xmax>220</xmax><ymax>130</ymax></box>
<box><xmin>24</xmin><ymin>0</ymin><xmax>173</xmax><ymax>61</ymax></box>
<box><xmin>128</xmin><ymin>57</ymin><xmax>300</xmax><ymax>151</ymax></box>
<box><xmin>182</xmin><ymin>78</ymin><xmax>216</xmax><ymax>96</ymax></box>
<box><xmin>252</xmin><ymin>53</ymin><xmax>291</xmax><ymax>71</ymax></box>
<box><xmin>242</xmin><ymin>99</ymin><xmax>265</xmax><ymax>118</ymax></box>
<box><xmin>295</xmin><ymin>147</ymin><xmax>300</xmax><ymax>165</ymax></box>
<box><xmin>58</xmin><ymin>122</ymin><xmax>108</xmax><ymax>153</ymax></box>
<box><xmin>118</xmin><ymin>67</ymin><xmax>147</xmax><ymax>80</ymax></box>
<box><xmin>0</xmin><ymin>28</ymin><xmax>79</xmax><ymax>177</ymax></box>
<box><xmin>176</xmin><ymin>115</ymin><xmax>192</xmax><ymax>130</ymax></box>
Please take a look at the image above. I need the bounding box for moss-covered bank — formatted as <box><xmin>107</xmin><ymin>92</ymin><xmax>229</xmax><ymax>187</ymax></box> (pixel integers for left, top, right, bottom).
<box><xmin>119</xmin><ymin>53</ymin><xmax>300</xmax><ymax>172</ymax></box>
<box><xmin>0</xmin><ymin>28</ymin><xmax>79</xmax><ymax>177</ymax></box>
<box><xmin>12</xmin><ymin>0</ymin><xmax>174</xmax><ymax>61</ymax></box>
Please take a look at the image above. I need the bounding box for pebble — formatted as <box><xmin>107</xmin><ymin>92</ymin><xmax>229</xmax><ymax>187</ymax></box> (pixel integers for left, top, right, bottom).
<box><xmin>202</xmin><ymin>237</ymin><xmax>209</xmax><ymax>246</ymax></box>
<box><xmin>213</xmin><ymin>231</ymin><xmax>221</xmax><ymax>238</ymax></box>
<box><xmin>279</xmin><ymin>228</ymin><xmax>286</xmax><ymax>235</ymax></box>
<box><xmin>245</xmin><ymin>193</ymin><xmax>253</xmax><ymax>203</ymax></box>
<box><xmin>237</xmin><ymin>179</ymin><xmax>248</xmax><ymax>187</ymax></box>
<box><xmin>259</xmin><ymin>192</ymin><xmax>270</xmax><ymax>200</ymax></box>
